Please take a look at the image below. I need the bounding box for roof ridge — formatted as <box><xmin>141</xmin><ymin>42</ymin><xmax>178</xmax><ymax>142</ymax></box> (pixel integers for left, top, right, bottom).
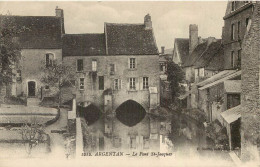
<box><xmin>64</xmin><ymin>33</ymin><xmax>104</xmax><ymax>36</ymax></box>
<box><xmin>105</xmin><ymin>22</ymin><xmax>144</xmax><ymax>26</ymax></box>
<box><xmin>0</xmin><ymin>15</ymin><xmax>58</xmax><ymax>18</ymax></box>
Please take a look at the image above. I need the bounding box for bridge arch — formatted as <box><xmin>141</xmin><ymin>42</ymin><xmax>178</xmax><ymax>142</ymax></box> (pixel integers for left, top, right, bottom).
<box><xmin>115</xmin><ymin>100</ymin><xmax>146</xmax><ymax>127</ymax></box>
<box><xmin>77</xmin><ymin>102</ymin><xmax>102</xmax><ymax>125</ymax></box>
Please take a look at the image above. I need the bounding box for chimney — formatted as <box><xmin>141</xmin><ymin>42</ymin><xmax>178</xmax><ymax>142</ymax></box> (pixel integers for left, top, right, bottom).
<box><xmin>144</xmin><ymin>14</ymin><xmax>152</xmax><ymax>30</ymax></box>
<box><xmin>207</xmin><ymin>37</ymin><xmax>217</xmax><ymax>46</ymax></box>
<box><xmin>161</xmin><ymin>46</ymin><xmax>165</xmax><ymax>54</ymax></box>
<box><xmin>189</xmin><ymin>24</ymin><xmax>199</xmax><ymax>54</ymax></box>
<box><xmin>55</xmin><ymin>6</ymin><xmax>65</xmax><ymax>34</ymax></box>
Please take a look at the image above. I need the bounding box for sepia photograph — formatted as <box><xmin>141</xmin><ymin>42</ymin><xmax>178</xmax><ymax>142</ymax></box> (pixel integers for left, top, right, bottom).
<box><xmin>0</xmin><ymin>1</ymin><xmax>259</xmax><ymax>166</ymax></box>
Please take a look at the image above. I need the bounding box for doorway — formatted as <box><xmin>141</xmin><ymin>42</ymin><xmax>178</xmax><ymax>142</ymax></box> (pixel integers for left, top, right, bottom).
<box><xmin>28</xmin><ymin>81</ymin><xmax>36</xmax><ymax>97</ymax></box>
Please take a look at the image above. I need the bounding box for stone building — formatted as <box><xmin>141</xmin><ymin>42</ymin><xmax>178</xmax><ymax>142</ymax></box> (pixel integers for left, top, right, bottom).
<box><xmin>62</xmin><ymin>14</ymin><xmax>160</xmax><ymax>114</ymax></box>
<box><xmin>240</xmin><ymin>1</ymin><xmax>260</xmax><ymax>162</ymax></box>
<box><xmin>222</xmin><ymin>1</ymin><xmax>254</xmax><ymax>70</ymax></box>
<box><xmin>0</xmin><ymin>7</ymin><xmax>64</xmax><ymax>104</ymax></box>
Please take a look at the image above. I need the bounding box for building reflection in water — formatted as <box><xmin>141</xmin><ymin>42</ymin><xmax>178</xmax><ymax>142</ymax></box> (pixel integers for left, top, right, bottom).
<box><xmin>80</xmin><ymin>113</ymin><xmax>173</xmax><ymax>154</ymax></box>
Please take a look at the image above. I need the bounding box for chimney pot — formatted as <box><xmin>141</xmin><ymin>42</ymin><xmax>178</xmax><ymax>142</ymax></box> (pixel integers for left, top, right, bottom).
<box><xmin>161</xmin><ymin>46</ymin><xmax>165</xmax><ymax>54</ymax></box>
<box><xmin>144</xmin><ymin>14</ymin><xmax>152</xmax><ymax>30</ymax></box>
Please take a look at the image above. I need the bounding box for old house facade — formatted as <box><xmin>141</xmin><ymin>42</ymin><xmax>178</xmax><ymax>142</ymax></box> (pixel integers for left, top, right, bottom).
<box><xmin>222</xmin><ymin>1</ymin><xmax>254</xmax><ymax>70</ymax></box>
<box><xmin>0</xmin><ymin>7</ymin><xmax>64</xmax><ymax>104</ymax></box>
<box><xmin>63</xmin><ymin>14</ymin><xmax>160</xmax><ymax>114</ymax></box>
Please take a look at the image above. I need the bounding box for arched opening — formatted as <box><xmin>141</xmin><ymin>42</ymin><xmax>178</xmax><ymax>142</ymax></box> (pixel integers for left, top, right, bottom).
<box><xmin>77</xmin><ymin>103</ymin><xmax>102</xmax><ymax>125</ymax></box>
<box><xmin>115</xmin><ymin>100</ymin><xmax>146</xmax><ymax>127</ymax></box>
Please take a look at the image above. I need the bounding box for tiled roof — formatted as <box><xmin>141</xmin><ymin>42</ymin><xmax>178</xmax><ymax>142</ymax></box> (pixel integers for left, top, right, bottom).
<box><xmin>183</xmin><ymin>42</ymin><xmax>208</xmax><ymax>67</ymax></box>
<box><xmin>175</xmin><ymin>38</ymin><xmax>189</xmax><ymax>64</ymax></box>
<box><xmin>0</xmin><ymin>15</ymin><xmax>62</xmax><ymax>49</ymax></box>
<box><xmin>105</xmin><ymin>23</ymin><xmax>158</xmax><ymax>55</ymax></box>
<box><xmin>194</xmin><ymin>40</ymin><xmax>224</xmax><ymax>70</ymax></box>
<box><xmin>62</xmin><ymin>34</ymin><xmax>106</xmax><ymax>57</ymax></box>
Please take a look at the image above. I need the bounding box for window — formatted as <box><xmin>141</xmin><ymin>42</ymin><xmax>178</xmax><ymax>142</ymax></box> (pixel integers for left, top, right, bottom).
<box><xmin>129</xmin><ymin>78</ymin><xmax>136</xmax><ymax>90</ymax></box>
<box><xmin>238</xmin><ymin>49</ymin><xmax>241</xmax><ymax>68</ymax></box>
<box><xmin>246</xmin><ymin>18</ymin><xmax>251</xmax><ymax>29</ymax></box>
<box><xmin>16</xmin><ymin>70</ymin><xmax>21</xmax><ymax>81</ymax></box>
<box><xmin>45</xmin><ymin>85</ymin><xmax>49</xmax><ymax>90</ymax></box>
<box><xmin>79</xmin><ymin>78</ymin><xmax>84</xmax><ymax>90</ymax></box>
<box><xmin>77</xmin><ymin>59</ymin><xmax>83</xmax><ymax>72</ymax></box>
<box><xmin>231</xmin><ymin>51</ymin><xmax>235</xmax><ymax>68</ymax></box>
<box><xmin>45</xmin><ymin>53</ymin><xmax>54</xmax><ymax>67</ymax></box>
<box><xmin>231</xmin><ymin>24</ymin><xmax>235</xmax><ymax>40</ymax></box>
<box><xmin>238</xmin><ymin>21</ymin><xmax>241</xmax><ymax>39</ymax></box>
<box><xmin>114</xmin><ymin>79</ymin><xmax>121</xmax><ymax>90</ymax></box>
<box><xmin>99</xmin><ymin>76</ymin><xmax>104</xmax><ymax>90</ymax></box>
<box><xmin>160</xmin><ymin>63</ymin><xmax>166</xmax><ymax>72</ymax></box>
<box><xmin>143</xmin><ymin>77</ymin><xmax>149</xmax><ymax>89</ymax></box>
<box><xmin>92</xmin><ymin>60</ymin><xmax>97</xmax><ymax>71</ymax></box>
<box><xmin>231</xmin><ymin>1</ymin><xmax>236</xmax><ymax>11</ymax></box>
<box><xmin>110</xmin><ymin>64</ymin><xmax>115</xmax><ymax>74</ymax></box>
<box><xmin>129</xmin><ymin>58</ymin><xmax>136</xmax><ymax>69</ymax></box>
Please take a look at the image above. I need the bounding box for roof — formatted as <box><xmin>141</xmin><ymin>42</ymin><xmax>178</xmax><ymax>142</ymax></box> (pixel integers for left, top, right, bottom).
<box><xmin>62</xmin><ymin>34</ymin><xmax>106</xmax><ymax>57</ymax></box>
<box><xmin>0</xmin><ymin>15</ymin><xmax>62</xmax><ymax>49</ymax></box>
<box><xmin>183</xmin><ymin>42</ymin><xmax>208</xmax><ymax>67</ymax></box>
<box><xmin>105</xmin><ymin>23</ymin><xmax>158</xmax><ymax>55</ymax></box>
<box><xmin>193</xmin><ymin>40</ymin><xmax>224</xmax><ymax>70</ymax></box>
<box><xmin>174</xmin><ymin>38</ymin><xmax>189</xmax><ymax>64</ymax></box>
<box><xmin>199</xmin><ymin>70</ymin><xmax>241</xmax><ymax>90</ymax></box>
<box><xmin>221</xmin><ymin>105</ymin><xmax>241</xmax><ymax>124</ymax></box>
<box><xmin>224</xmin><ymin>80</ymin><xmax>241</xmax><ymax>93</ymax></box>
<box><xmin>197</xmin><ymin>70</ymin><xmax>237</xmax><ymax>87</ymax></box>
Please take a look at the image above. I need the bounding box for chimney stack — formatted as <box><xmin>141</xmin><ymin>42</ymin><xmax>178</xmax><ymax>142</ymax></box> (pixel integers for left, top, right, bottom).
<box><xmin>55</xmin><ymin>6</ymin><xmax>65</xmax><ymax>34</ymax></box>
<box><xmin>207</xmin><ymin>37</ymin><xmax>217</xmax><ymax>46</ymax></box>
<box><xmin>144</xmin><ymin>14</ymin><xmax>152</xmax><ymax>30</ymax></box>
<box><xmin>161</xmin><ymin>46</ymin><xmax>165</xmax><ymax>54</ymax></box>
<box><xmin>189</xmin><ymin>24</ymin><xmax>199</xmax><ymax>54</ymax></box>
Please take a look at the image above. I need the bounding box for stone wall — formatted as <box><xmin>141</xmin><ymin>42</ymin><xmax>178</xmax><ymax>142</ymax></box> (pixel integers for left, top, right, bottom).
<box><xmin>241</xmin><ymin>2</ymin><xmax>260</xmax><ymax>161</ymax></box>
<box><xmin>19</xmin><ymin>49</ymin><xmax>62</xmax><ymax>98</ymax></box>
<box><xmin>222</xmin><ymin>3</ymin><xmax>254</xmax><ymax>70</ymax></box>
<box><xmin>63</xmin><ymin>55</ymin><xmax>160</xmax><ymax>113</ymax></box>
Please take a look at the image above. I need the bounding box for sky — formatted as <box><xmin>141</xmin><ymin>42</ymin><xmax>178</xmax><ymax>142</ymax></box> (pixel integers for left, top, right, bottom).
<box><xmin>0</xmin><ymin>1</ymin><xmax>227</xmax><ymax>50</ymax></box>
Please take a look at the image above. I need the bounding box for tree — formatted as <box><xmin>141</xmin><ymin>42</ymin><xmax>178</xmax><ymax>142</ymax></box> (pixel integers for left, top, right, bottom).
<box><xmin>165</xmin><ymin>59</ymin><xmax>185</xmax><ymax>102</ymax></box>
<box><xmin>0</xmin><ymin>15</ymin><xmax>25</xmax><ymax>86</ymax></box>
<box><xmin>20</xmin><ymin>120</ymin><xmax>48</xmax><ymax>156</ymax></box>
<box><xmin>41</xmin><ymin>61</ymin><xmax>75</xmax><ymax>108</ymax></box>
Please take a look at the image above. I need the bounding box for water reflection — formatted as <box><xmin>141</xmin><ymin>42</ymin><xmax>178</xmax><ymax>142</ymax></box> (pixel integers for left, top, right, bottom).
<box><xmin>81</xmin><ymin>113</ymin><xmax>173</xmax><ymax>153</ymax></box>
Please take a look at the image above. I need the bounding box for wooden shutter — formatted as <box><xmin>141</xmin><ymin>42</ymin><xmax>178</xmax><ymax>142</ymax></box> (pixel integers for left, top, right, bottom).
<box><xmin>119</xmin><ymin>79</ymin><xmax>122</xmax><ymax>89</ymax></box>
<box><xmin>136</xmin><ymin>78</ymin><xmax>139</xmax><ymax>90</ymax></box>
<box><xmin>127</xmin><ymin>136</ymin><xmax>130</xmax><ymax>149</ymax></box>
<box><xmin>139</xmin><ymin>77</ymin><xmax>143</xmax><ymax>90</ymax></box>
<box><xmin>128</xmin><ymin>58</ymin><xmax>130</xmax><ymax>69</ymax></box>
<box><xmin>140</xmin><ymin>136</ymin><xmax>144</xmax><ymax>150</ymax></box>
<box><xmin>127</xmin><ymin>78</ymin><xmax>130</xmax><ymax>90</ymax></box>
<box><xmin>136</xmin><ymin>136</ymin><xmax>139</xmax><ymax>150</ymax></box>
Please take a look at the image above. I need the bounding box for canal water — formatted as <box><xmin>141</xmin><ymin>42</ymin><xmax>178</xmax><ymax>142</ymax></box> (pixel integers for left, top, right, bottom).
<box><xmin>80</xmin><ymin>106</ymin><xmax>233</xmax><ymax>164</ymax></box>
